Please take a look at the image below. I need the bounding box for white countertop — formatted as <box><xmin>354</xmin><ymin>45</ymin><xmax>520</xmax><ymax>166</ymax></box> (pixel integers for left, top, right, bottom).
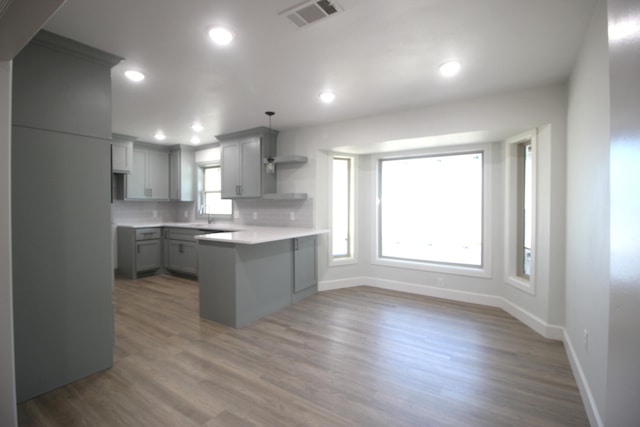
<box><xmin>116</xmin><ymin>222</ymin><xmax>241</xmax><ymax>232</ymax></box>
<box><xmin>116</xmin><ymin>222</ymin><xmax>328</xmax><ymax>245</ymax></box>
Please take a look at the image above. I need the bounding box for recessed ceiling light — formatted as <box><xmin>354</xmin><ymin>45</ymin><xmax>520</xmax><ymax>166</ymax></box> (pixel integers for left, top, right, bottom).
<box><xmin>190</xmin><ymin>136</ymin><xmax>201</xmax><ymax>144</ymax></box>
<box><xmin>209</xmin><ymin>27</ymin><xmax>234</xmax><ymax>46</ymax></box>
<box><xmin>439</xmin><ymin>60</ymin><xmax>461</xmax><ymax>77</ymax></box>
<box><xmin>154</xmin><ymin>131</ymin><xmax>166</xmax><ymax>141</ymax></box>
<box><xmin>319</xmin><ymin>91</ymin><xmax>336</xmax><ymax>103</ymax></box>
<box><xmin>124</xmin><ymin>70</ymin><xmax>145</xmax><ymax>82</ymax></box>
<box><xmin>191</xmin><ymin>123</ymin><xmax>204</xmax><ymax>132</ymax></box>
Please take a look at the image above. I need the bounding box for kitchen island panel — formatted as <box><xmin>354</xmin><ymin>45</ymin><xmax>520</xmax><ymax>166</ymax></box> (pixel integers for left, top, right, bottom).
<box><xmin>198</xmin><ymin>239</ymin><xmax>293</xmax><ymax>328</ymax></box>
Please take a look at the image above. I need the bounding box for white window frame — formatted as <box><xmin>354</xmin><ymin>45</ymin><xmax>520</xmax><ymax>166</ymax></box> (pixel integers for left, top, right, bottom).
<box><xmin>504</xmin><ymin>129</ymin><xmax>537</xmax><ymax>294</ymax></box>
<box><xmin>197</xmin><ymin>163</ymin><xmax>233</xmax><ymax>219</ymax></box>
<box><xmin>372</xmin><ymin>143</ymin><xmax>493</xmax><ymax>278</ymax></box>
<box><xmin>329</xmin><ymin>153</ymin><xmax>357</xmax><ymax>266</ymax></box>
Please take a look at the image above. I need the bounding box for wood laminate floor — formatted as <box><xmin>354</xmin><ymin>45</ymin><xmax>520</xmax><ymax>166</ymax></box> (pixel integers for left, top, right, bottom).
<box><xmin>18</xmin><ymin>275</ymin><xmax>589</xmax><ymax>426</ymax></box>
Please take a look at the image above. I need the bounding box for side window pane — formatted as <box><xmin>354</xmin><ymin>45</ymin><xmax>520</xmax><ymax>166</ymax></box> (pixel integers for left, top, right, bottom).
<box><xmin>520</xmin><ymin>143</ymin><xmax>533</xmax><ymax>278</ymax></box>
<box><xmin>379</xmin><ymin>152</ymin><xmax>483</xmax><ymax>267</ymax></box>
<box><xmin>332</xmin><ymin>157</ymin><xmax>351</xmax><ymax>257</ymax></box>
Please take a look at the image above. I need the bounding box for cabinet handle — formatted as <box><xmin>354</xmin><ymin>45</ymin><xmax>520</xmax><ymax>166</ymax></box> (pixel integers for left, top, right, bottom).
<box><xmin>150</xmin><ymin>188</ymin><xmax>152</xmax><ymax>197</ymax></box>
<box><xmin>294</xmin><ymin>239</ymin><xmax>299</xmax><ymax>251</ymax></box>
<box><xmin>179</xmin><ymin>243</ymin><xmax>183</xmax><ymax>253</ymax></box>
<box><xmin>137</xmin><ymin>244</ymin><xmax>140</xmax><ymax>254</ymax></box>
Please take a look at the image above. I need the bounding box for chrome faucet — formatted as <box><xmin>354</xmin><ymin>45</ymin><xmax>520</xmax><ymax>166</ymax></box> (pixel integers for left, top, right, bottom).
<box><xmin>199</xmin><ymin>204</ymin><xmax>214</xmax><ymax>224</ymax></box>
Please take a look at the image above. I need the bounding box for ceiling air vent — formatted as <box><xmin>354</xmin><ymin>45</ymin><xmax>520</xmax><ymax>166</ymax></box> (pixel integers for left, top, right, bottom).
<box><xmin>280</xmin><ymin>0</ymin><xmax>343</xmax><ymax>28</ymax></box>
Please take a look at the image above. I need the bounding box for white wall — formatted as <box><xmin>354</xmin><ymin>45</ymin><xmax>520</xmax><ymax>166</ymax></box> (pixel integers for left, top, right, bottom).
<box><xmin>606</xmin><ymin>0</ymin><xmax>640</xmax><ymax>424</ymax></box>
<box><xmin>0</xmin><ymin>61</ymin><xmax>17</xmax><ymax>426</ymax></box>
<box><xmin>278</xmin><ymin>83</ymin><xmax>568</xmax><ymax>328</ymax></box>
<box><xmin>565</xmin><ymin>1</ymin><xmax>610</xmax><ymax>425</ymax></box>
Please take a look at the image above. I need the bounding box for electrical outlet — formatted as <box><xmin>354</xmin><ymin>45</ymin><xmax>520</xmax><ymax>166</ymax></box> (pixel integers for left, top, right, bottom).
<box><xmin>252</xmin><ymin>212</ymin><xmax>257</xmax><ymax>220</ymax></box>
<box><xmin>290</xmin><ymin>212</ymin><xmax>296</xmax><ymax>221</ymax></box>
<box><xmin>437</xmin><ymin>277</ymin><xmax>444</xmax><ymax>287</ymax></box>
<box><xmin>234</xmin><ymin>211</ymin><xmax>239</xmax><ymax>219</ymax></box>
<box><xmin>184</xmin><ymin>210</ymin><xmax>188</xmax><ymax>218</ymax></box>
<box><xmin>583</xmin><ymin>329</ymin><xmax>589</xmax><ymax>351</ymax></box>
<box><xmin>152</xmin><ymin>210</ymin><xmax>158</xmax><ymax>218</ymax></box>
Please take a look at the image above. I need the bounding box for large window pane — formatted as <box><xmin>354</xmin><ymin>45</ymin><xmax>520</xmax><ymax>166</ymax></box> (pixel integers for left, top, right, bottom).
<box><xmin>379</xmin><ymin>152</ymin><xmax>483</xmax><ymax>267</ymax></box>
<box><xmin>332</xmin><ymin>157</ymin><xmax>352</xmax><ymax>257</ymax></box>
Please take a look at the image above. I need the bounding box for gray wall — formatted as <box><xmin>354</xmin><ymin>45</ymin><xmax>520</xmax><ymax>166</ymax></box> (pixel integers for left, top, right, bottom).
<box><xmin>565</xmin><ymin>1</ymin><xmax>610</xmax><ymax>425</ymax></box>
<box><xmin>0</xmin><ymin>60</ymin><xmax>16</xmax><ymax>427</ymax></box>
<box><xmin>607</xmin><ymin>0</ymin><xmax>640</xmax><ymax>424</ymax></box>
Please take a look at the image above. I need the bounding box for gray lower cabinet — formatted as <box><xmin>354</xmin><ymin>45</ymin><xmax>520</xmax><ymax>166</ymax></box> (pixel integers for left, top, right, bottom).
<box><xmin>165</xmin><ymin>228</ymin><xmax>199</xmax><ymax>276</ymax></box>
<box><xmin>293</xmin><ymin>236</ymin><xmax>318</xmax><ymax>302</ymax></box>
<box><xmin>117</xmin><ymin>227</ymin><xmax>162</xmax><ymax>279</ymax></box>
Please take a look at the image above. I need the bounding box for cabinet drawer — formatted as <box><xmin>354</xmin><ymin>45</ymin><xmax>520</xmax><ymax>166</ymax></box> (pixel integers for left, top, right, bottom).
<box><xmin>167</xmin><ymin>228</ymin><xmax>207</xmax><ymax>242</ymax></box>
<box><xmin>136</xmin><ymin>228</ymin><xmax>162</xmax><ymax>240</ymax></box>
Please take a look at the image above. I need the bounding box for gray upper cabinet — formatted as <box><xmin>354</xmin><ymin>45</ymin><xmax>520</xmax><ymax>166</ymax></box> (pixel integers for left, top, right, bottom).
<box><xmin>112</xmin><ymin>141</ymin><xmax>133</xmax><ymax>173</ymax></box>
<box><xmin>221</xmin><ymin>137</ymin><xmax>261</xmax><ymax>198</ymax></box>
<box><xmin>218</xmin><ymin>127</ymin><xmax>276</xmax><ymax>199</ymax></box>
<box><xmin>126</xmin><ymin>147</ymin><xmax>169</xmax><ymax>200</ymax></box>
<box><xmin>12</xmin><ymin>31</ymin><xmax>117</xmax><ymax>139</ymax></box>
<box><xmin>170</xmin><ymin>146</ymin><xmax>195</xmax><ymax>202</ymax></box>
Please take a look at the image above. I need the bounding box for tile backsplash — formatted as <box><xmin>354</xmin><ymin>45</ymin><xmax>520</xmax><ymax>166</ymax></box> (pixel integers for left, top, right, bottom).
<box><xmin>111</xmin><ymin>201</ymin><xmax>195</xmax><ymax>224</ymax></box>
<box><xmin>112</xmin><ymin>198</ymin><xmax>313</xmax><ymax>228</ymax></box>
<box><xmin>234</xmin><ymin>199</ymin><xmax>313</xmax><ymax>228</ymax></box>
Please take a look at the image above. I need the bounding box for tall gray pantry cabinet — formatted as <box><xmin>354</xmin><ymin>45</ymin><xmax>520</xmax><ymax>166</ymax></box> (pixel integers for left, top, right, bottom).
<box><xmin>11</xmin><ymin>31</ymin><xmax>122</xmax><ymax>402</ymax></box>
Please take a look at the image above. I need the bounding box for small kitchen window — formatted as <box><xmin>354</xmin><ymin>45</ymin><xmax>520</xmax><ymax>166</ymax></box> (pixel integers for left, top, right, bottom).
<box><xmin>199</xmin><ymin>165</ymin><xmax>232</xmax><ymax>216</ymax></box>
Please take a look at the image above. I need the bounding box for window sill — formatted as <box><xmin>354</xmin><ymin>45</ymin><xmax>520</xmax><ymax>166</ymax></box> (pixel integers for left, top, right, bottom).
<box><xmin>329</xmin><ymin>256</ymin><xmax>358</xmax><ymax>267</ymax></box>
<box><xmin>505</xmin><ymin>275</ymin><xmax>535</xmax><ymax>295</ymax></box>
<box><xmin>372</xmin><ymin>257</ymin><xmax>492</xmax><ymax>279</ymax></box>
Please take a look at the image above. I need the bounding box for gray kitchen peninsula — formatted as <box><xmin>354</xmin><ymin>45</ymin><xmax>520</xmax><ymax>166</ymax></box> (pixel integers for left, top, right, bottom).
<box><xmin>196</xmin><ymin>227</ymin><xmax>327</xmax><ymax>328</ymax></box>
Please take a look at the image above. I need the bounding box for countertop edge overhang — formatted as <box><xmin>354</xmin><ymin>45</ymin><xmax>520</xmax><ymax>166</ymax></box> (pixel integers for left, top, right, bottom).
<box><xmin>115</xmin><ymin>222</ymin><xmax>328</xmax><ymax>245</ymax></box>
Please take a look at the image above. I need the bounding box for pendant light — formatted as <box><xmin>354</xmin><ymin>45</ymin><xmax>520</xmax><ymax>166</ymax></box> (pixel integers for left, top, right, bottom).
<box><xmin>265</xmin><ymin>111</ymin><xmax>275</xmax><ymax>174</ymax></box>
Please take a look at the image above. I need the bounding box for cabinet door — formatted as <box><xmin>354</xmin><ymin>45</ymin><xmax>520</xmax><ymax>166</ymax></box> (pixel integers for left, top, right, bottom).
<box><xmin>147</xmin><ymin>150</ymin><xmax>169</xmax><ymax>199</ymax></box>
<box><xmin>126</xmin><ymin>149</ymin><xmax>147</xmax><ymax>198</ymax></box>
<box><xmin>293</xmin><ymin>236</ymin><xmax>317</xmax><ymax>293</ymax></box>
<box><xmin>169</xmin><ymin>150</ymin><xmax>180</xmax><ymax>200</ymax></box>
<box><xmin>221</xmin><ymin>143</ymin><xmax>240</xmax><ymax>198</ymax></box>
<box><xmin>136</xmin><ymin>240</ymin><xmax>161</xmax><ymax>272</ymax></box>
<box><xmin>240</xmin><ymin>138</ymin><xmax>261</xmax><ymax>197</ymax></box>
<box><xmin>112</xmin><ymin>141</ymin><xmax>133</xmax><ymax>173</ymax></box>
<box><xmin>167</xmin><ymin>240</ymin><xmax>198</xmax><ymax>275</ymax></box>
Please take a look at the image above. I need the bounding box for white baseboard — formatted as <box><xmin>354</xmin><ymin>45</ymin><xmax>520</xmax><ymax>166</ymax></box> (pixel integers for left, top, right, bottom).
<box><xmin>499</xmin><ymin>297</ymin><xmax>564</xmax><ymax>340</ymax></box>
<box><xmin>319</xmin><ymin>276</ymin><xmax>563</xmax><ymax>340</ymax></box>
<box><xmin>563</xmin><ymin>330</ymin><xmax>604</xmax><ymax>427</ymax></box>
<box><xmin>319</xmin><ymin>276</ymin><xmax>602</xmax><ymax>427</ymax></box>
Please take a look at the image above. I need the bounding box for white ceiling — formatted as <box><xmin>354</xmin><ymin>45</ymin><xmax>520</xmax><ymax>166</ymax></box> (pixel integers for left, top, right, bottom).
<box><xmin>43</xmin><ymin>0</ymin><xmax>596</xmax><ymax>145</ymax></box>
